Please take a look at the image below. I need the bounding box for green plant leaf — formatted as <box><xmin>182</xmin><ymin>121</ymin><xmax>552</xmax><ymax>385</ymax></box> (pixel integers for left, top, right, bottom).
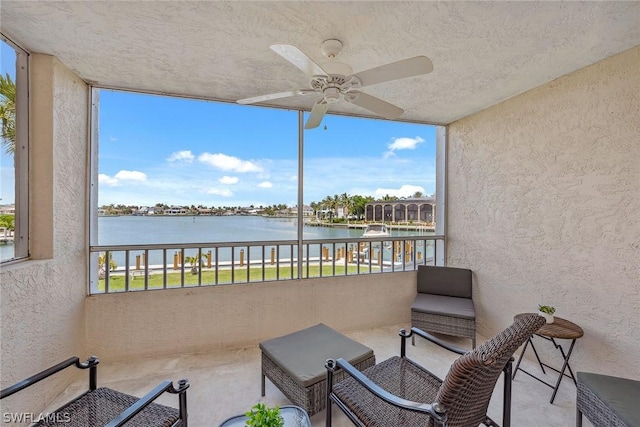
<box><xmin>244</xmin><ymin>402</ymin><xmax>284</xmax><ymax>427</ymax></box>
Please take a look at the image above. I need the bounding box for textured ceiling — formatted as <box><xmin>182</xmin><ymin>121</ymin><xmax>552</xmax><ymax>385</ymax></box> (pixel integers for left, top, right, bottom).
<box><xmin>1</xmin><ymin>1</ymin><xmax>639</xmax><ymax>124</ymax></box>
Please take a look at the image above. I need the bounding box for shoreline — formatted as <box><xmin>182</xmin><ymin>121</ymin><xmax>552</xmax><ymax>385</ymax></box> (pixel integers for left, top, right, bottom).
<box><xmin>306</xmin><ymin>222</ymin><xmax>435</xmax><ymax>233</ymax></box>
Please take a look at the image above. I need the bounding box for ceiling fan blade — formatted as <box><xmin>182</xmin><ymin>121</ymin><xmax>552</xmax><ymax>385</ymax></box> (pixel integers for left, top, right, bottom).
<box><xmin>304</xmin><ymin>101</ymin><xmax>329</xmax><ymax>129</ymax></box>
<box><xmin>271</xmin><ymin>44</ymin><xmax>327</xmax><ymax>77</ymax></box>
<box><xmin>237</xmin><ymin>89</ymin><xmax>314</xmax><ymax>105</ymax></box>
<box><xmin>352</xmin><ymin>56</ymin><xmax>433</xmax><ymax>88</ymax></box>
<box><xmin>346</xmin><ymin>91</ymin><xmax>404</xmax><ymax>119</ymax></box>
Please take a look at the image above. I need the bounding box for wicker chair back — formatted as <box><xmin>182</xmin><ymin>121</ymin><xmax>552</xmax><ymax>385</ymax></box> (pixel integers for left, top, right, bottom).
<box><xmin>434</xmin><ymin>314</ymin><xmax>546</xmax><ymax>426</ymax></box>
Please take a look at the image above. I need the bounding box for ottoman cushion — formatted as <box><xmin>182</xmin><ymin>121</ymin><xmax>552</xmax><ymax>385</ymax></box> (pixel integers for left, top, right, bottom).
<box><xmin>577</xmin><ymin>372</ymin><xmax>640</xmax><ymax>426</ymax></box>
<box><xmin>411</xmin><ymin>293</ymin><xmax>475</xmax><ymax>320</ymax></box>
<box><xmin>260</xmin><ymin>323</ymin><xmax>374</xmax><ymax>388</ymax></box>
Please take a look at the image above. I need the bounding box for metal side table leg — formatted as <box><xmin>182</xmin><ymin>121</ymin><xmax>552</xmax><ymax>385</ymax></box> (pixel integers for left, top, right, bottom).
<box><xmin>549</xmin><ymin>338</ymin><xmax>577</xmax><ymax>404</ymax></box>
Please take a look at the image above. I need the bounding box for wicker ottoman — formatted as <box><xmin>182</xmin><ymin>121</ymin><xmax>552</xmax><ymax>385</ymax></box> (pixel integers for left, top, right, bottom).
<box><xmin>576</xmin><ymin>372</ymin><xmax>640</xmax><ymax>427</ymax></box>
<box><xmin>259</xmin><ymin>323</ymin><xmax>375</xmax><ymax>417</ymax></box>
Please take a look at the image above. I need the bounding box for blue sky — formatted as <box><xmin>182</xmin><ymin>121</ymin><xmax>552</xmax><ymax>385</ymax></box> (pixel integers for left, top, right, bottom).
<box><xmin>0</xmin><ymin>36</ymin><xmax>437</xmax><ymax>208</ymax></box>
<box><xmin>98</xmin><ymin>90</ymin><xmax>437</xmax><ymax>208</ymax></box>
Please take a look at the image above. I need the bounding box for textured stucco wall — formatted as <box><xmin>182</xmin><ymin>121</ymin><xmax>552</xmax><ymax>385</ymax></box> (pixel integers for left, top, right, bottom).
<box><xmin>0</xmin><ymin>55</ymin><xmax>88</xmax><ymax>419</ymax></box>
<box><xmin>86</xmin><ymin>272</ymin><xmax>416</xmax><ymax>361</ymax></box>
<box><xmin>447</xmin><ymin>46</ymin><xmax>639</xmax><ymax>379</ymax></box>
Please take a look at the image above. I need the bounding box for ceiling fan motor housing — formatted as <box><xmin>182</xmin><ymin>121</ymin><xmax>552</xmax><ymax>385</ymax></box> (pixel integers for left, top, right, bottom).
<box><xmin>324</xmin><ymin>87</ymin><xmax>341</xmax><ymax>103</ymax></box>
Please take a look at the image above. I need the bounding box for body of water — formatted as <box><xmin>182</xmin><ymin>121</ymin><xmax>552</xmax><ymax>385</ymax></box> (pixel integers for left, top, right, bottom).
<box><xmin>97</xmin><ymin>215</ymin><xmax>430</xmax><ymax>245</ymax></box>
<box><xmin>1</xmin><ymin>216</ymin><xmax>435</xmax><ymax>265</ymax></box>
<box><xmin>97</xmin><ymin>215</ymin><xmax>434</xmax><ymax>268</ymax></box>
<box><xmin>0</xmin><ymin>243</ymin><xmax>13</xmax><ymax>261</ymax></box>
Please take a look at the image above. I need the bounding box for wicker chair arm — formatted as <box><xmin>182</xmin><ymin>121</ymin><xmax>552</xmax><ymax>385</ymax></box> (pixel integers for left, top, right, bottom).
<box><xmin>330</xmin><ymin>358</ymin><xmax>447</xmax><ymax>425</ymax></box>
<box><xmin>410</xmin><ymin>327</ymin><xmax>468</xmax><ymax>356</ymax></box>
<box><xmin>0</xmin><ymin>356</ymin><xmax>99</xmax><ymax>399</ymax></box>
<box><xmin>105</xmin><ymin>379</ymin><xmax>189</xmax><ymax>427</ymax></box>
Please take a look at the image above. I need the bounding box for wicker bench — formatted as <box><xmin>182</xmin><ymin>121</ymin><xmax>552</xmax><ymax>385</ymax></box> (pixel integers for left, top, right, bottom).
<box><xmin>576</xmin><ymin>372</ymin><xmax>640</xmax><ymax>427</ymax></box>
<box><xmin>259</xmin><ymin>323</ymin><xmax>375</xmax><ymax>416</ymax></box>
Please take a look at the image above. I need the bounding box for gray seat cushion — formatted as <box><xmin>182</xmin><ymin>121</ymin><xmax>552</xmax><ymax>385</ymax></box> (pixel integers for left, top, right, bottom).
<box><xmin>259</xmin><ymin>323</ymin><xmax>374</xmax><ymax>388</ymax></box>
<box><xmin>411</xmin><ymin>293</ymin><xmax>476</xmax><ymax>320</ymax></box>
<box><xmin>417</xmin><ymin>265</ymin><xmax>472</xmax><ymax>298</ymax></box>
<box><xmin>578</xmin><ymin>372</ymin><xmax>640</xmax><ymax>427</ymax></box>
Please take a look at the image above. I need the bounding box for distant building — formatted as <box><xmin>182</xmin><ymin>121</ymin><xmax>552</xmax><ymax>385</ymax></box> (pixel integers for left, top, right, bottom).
<box><xmin>133</xmin><ymin>206</ymin><xmax>157</xmax><ymax>215</ymax></box>
<box><xmin>166</xmin><ymin>205</ymin><xmax>187</xmax><ymax>215</ymax></box>
<box><xmin>0</xmin><ymin>204</ymin><xmax>15</xmax><ymax>215</ymax></box>
<box><xmin>295</xmin><ymin>205</ymin><xmax>314</xmax><ymax>217</ymax></box>
<box><xmin>365</xmin><ymin>197</ymin><xmax>436</xmax><ymax>223</ymax></box>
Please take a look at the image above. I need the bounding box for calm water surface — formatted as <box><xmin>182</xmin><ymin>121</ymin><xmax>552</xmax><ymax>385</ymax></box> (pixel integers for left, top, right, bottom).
<box><xmin>97</xmin><ymin>215</ymin><xmax>423</xmax><ymax>245</ymax></box>
<box><xmin>96</xmin><ymin>215</ymin><xmax>434</xmax><ymax>266</ymax></box>
<box><xmin>0</xmin><ymin>216</ymin><xmax>434</xmax><ymax>265</ymax></box>
<box><xmin>1</xmin><ymin>216</ymin><xmax>434</xmax><ymax>264</ymax></box>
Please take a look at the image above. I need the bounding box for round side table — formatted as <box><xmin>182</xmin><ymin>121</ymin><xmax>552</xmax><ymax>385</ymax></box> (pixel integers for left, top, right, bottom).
<box><xmin>512</xmin><ymin>313</ymin><xmax>584</xmax><ymax>404</ymax></box>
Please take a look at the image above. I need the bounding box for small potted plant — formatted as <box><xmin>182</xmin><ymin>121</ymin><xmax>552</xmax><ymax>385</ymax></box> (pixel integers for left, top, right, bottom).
<box><xmin>538</xmin><ymin>305</ymin><xmax>556</xmax><ymax>324</ymax></box>
<box><xmin>244</xmin><ymin>402</ymin><xmax>284</xmax><ymax>427</ymax></box>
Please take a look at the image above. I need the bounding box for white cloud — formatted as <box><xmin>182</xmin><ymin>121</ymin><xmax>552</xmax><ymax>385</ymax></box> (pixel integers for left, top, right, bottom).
<box><xmin>198</xmin><ymin>153</ymin><xmax>263</xmax><ymax>173</ymax></box>
<box><xmin>114</xmin><ymin>170</ymin><xmax>147</xmax><ymax>181</ymax></box>
<box><xmin>99</xmin><ymin>170</ymin><xmax>147</xmax><ymax>187</ymax></box>
<box><xmin>219</xmin><ymin>176</ymin><xmax>238</xmax><ymax>184</ymax></box>
<box><xmin>167</xmin><ymin>150</ymin><xmax>195</xmax><ymax>162</ymax></box>
<box><xmin>98</xmin><ymin>174</ymin><xmax>119</xmax><ymax>186</ymax></box>
<box><xmin>109</xmin><ymin>137</ymin><xmax>118</xmax><ymax>142</ymax></box>
<box><xmin>384</xmin><ymin>136</ymin><xmax>425</xmax><ymax>159</ymax></box>
<box><xmin>206</xmin><ymin>188</ymin><xmax>233</xmax><ymax>197</ymax></box>
<box><xmin>374</xmin><ymin>184</ymin><xmax>425</xmax><ymax>199</ymax></box>
<box><xmin>257</xmin><ymin>181</ymin><xmax>273</xmax><ymax>188</ymax></box>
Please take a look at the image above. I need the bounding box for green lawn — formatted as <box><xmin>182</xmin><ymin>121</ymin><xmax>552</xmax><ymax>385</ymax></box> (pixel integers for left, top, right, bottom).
<box><xmin>98</xmin><ymin>264</ymin><xmax>379</xmax><ymax>292</ymax></box>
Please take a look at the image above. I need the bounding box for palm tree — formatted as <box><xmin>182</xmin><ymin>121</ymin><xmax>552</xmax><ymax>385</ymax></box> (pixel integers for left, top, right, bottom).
<box><xmin>320</xmin><ymin>196</ymin><xmax>332</xmax><ymax>221</ymax></box>
<box><xmin>340</xmin><ymin>193</ymin><xmax>353</xmax><ymax>223</ymax></box>
<box><xmin>351</xmin><ymin>195</ymin><xmax>374</xmax><ymax>220</ymax></box>
<box><xmin>0</xmin><ymin>214</ymin><xmax>14</xmax><ymax>239</ymax></box>
<box><xmin>98</xmin><ymin>253</ymin><xmax>118</xmax><ymax>279</ymax></box>
<box><xmin>309</xmin><ymin>201</ymin><xmax>319</xmax><ymax>219</ymax></box>
<box><xmin>184</xmin><ymin>252</ymin><xmax>207</xmax><ymax>275</ymax></box>
<box><xmin>380</xmin><ymin>194</ymin><xmax>398</xmax><ymax>202</ymax></box>
<box><xmin>0</xmin><ymin>73</ymin><xmax>16</xmax><ymax>155</ymax></box>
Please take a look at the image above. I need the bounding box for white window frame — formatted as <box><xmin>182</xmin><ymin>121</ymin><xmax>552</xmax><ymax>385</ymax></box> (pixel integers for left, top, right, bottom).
<box><xmin>1</xmin><ymin>34</ymin><xmax>29</xmax><ymax>262</ymax></box>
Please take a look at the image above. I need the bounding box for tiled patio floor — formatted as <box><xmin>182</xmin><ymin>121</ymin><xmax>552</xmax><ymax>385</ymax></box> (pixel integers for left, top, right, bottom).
<box><xmin>49</xmin><ymin>323</ymin><xmax>590</xmax><ymax>426</ymax></box>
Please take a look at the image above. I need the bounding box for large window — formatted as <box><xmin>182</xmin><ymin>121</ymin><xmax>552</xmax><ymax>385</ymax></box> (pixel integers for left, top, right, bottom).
<box><xmin>90</xmin><ymin>88</ymin><xmax>440</xmax><ymax>292</ymax></box>
<box><xmin>94</xmin><ymin>90</ymin><xmax>298</xmax><ymax>246</ymax></box>
<box><xmin>0</xmin><ymin>36</ymin><xmax>28</xmax><ymax>263</ymax></box>
<box><xmin>303</xmin><ymin>113</ymin><xmax>437</xmax><ymax>236</ymax></box>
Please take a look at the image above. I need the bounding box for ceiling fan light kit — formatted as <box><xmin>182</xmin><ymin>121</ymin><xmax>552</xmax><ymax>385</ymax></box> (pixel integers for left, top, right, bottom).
<box><xmin>237</xmin><ymin>39</ymin><xmax>433</xmax><ymax>129</ymax></box>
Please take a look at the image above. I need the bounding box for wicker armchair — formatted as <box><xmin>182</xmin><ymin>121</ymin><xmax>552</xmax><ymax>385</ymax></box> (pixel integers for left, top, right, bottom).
<box><xmin>412</xmin><ymin>265</ymin><xmax>476</xmax><ymax>349</ymax></box>
<box><xmin>0</xmin><ymin>356</ymin><xmax>189</xmax><ymax>426</ymax></box>
<box><xmin>325</xmin><ymin>314</ymin><xmax>545</xmax><ymax>427</ymax></box>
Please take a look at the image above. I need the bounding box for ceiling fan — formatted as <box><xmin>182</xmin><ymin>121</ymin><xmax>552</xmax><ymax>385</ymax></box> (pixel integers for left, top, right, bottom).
<box><xmin>237</xmin><ymin>39</ymin><xmax>433</xmax><ymax>129</ymax></box>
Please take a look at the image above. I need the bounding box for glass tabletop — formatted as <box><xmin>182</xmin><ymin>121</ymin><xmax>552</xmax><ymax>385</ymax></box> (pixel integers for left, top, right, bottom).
<box><xmin>218</xmin><ymin>405</ymin><xmax>311</xmax><ymax>427</ymax></box>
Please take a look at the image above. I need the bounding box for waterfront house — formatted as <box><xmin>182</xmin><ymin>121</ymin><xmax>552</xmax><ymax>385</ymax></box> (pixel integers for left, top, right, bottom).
<box><xmin>365</xmin><ymin>197</ymin><xmax>436</xmax><ymax>223</ymax></box>
<box><xmin>166</xmin><ymin>205</ymin><xmax>188</xmax><ymax>215</ymax></box>
<box><xmin>1</xmin><ymin>2</ymin><xmax>638</xmax><ymax>426</ymax></box>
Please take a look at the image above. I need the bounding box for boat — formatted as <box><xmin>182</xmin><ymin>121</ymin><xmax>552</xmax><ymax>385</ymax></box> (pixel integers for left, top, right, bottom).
<box><xmin>361</xmin><ymin>223</ymin><xmax>390</xmax><ymax>238</ymax></box>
